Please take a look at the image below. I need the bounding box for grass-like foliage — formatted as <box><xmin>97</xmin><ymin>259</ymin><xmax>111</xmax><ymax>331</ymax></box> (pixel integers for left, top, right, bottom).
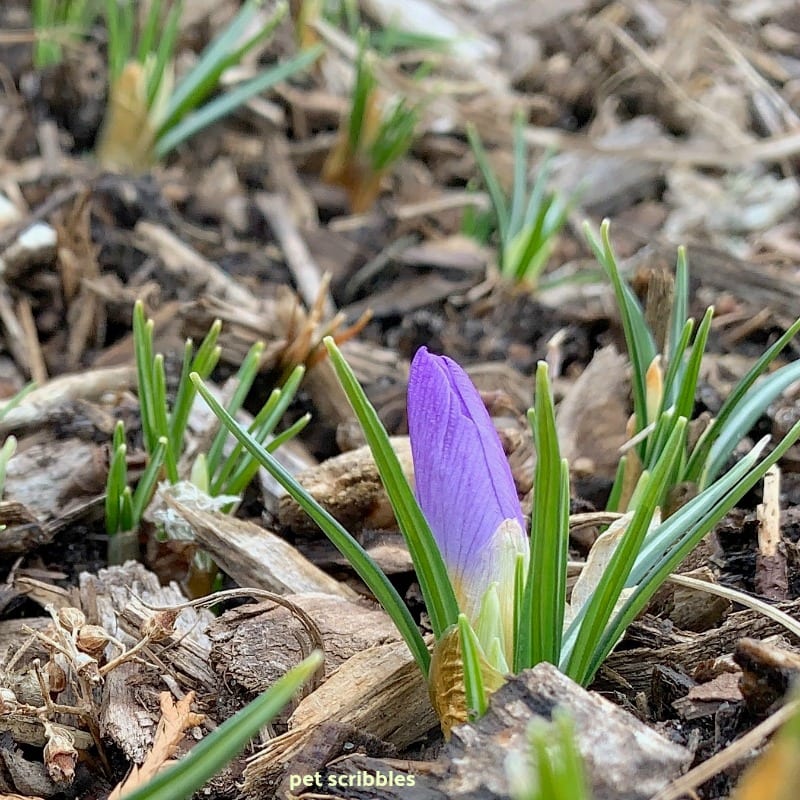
<box><xmin>32</xmin><ymin>0</ymin><xmax>96</xmax><ymax>68</ymax></box>
<box><xmin>587</xmin><ymin>220</ymin><xmax>800</xmax><ymax>514</ymax></box>
<box><xmin>193</xmin><ymin>327</ymin><xmax>800</xmax><ymax>731</ymax></box>
<box><xmin>506</xmin><ymin>711</ymin><xmax>590</xmax><ymax>800</ymax></box>
<box><xmin>466</xmin><ymin>113</ymin><xmax>578</xmax><ymax>286</ymax></box>
<box><xmin>322</xmin><ymin>30</ymin><xmax>420</xmax><ymax>212</ymax></box>
<box><xmin>105</xmin><ymin>301</ymin><xmax>308</xmax><ymax>564</ymax></box>
<box><xmin>123</xmin><ymin>651</ymin><xmax>321</xmax><ymax>800</ymax></box>
<box><xmin>96</xmin><ymin>0</ymin><xmax>322</xmax><ymax>171</ymax></box>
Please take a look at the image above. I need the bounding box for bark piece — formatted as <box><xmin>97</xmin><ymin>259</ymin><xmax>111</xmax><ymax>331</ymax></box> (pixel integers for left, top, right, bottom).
<box><xmin>77</xmin><ymin>563</ymin><xmax>215</xmax><ymax>763</ymax></box>
<box><xmin>278</xmin><ymin>438</ymin><xmax>413</xmax><ymax>535</ymax></box>
<box><xmin>107</xmin><ymin>692</ymin><xmax>203</xmax><ymax>800</ymax></box>
<box><xmin>443</xmin><ymin>663</ymin><xmax>690</xmax><ymax>800</ymax></box>
<box><xmin>0</xmin><ymin>367</ymin><xmax>135</xmax><ymax>437</ymax></box>
<box><xmin>550</xmin><ymin>117</ymin><xmax>672</xmax><ymax>215</ymax></box>
<box><xmin>243</xmin><ymin>638</ymin><xmax>437</xmax><ymax>799</ymax></box>
<box><xmin>734</xmin><ymin>638</ymin><xmax>800</xmax><ymax>715</ymax></box>
<box><xmin>318</xmin><ymin>663</ymin><xmax>691</xmax><ymax>800</ymax></box>
<box><xmin>672</xmin><ymin>672</ymin><xmax>743</xmax><ymax>720</ymax></box>
<box><xmin>602</xmin><ymin>602</ymin><xmax>800</xmax><ymax>696</ymax></box>
<box><xmin>3</xmin><ymin>438</ymin><xmax>98</xmax><ymax>524</ymax></box>
<box><xmin>210</xmin><ymin>594</ymin><xmax>400</xmax><ymax>701</ymax></box>
<box><xmin>162</xmin><ymin>497</ymin><xmax>355</xmax><ymax>599</ymax></box>
<box><xmin>556</xmin><ymin>346</ymin><xmax>630</xmax><ymax>478</ymax></box>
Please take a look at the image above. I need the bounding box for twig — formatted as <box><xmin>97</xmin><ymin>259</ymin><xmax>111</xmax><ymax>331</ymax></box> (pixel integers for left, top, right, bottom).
<box><xmin>256</xmin><ymin>193</ymin><xmax>334</xmax><ymax>316</ymax></box>
<box><xmin>595</xmin><ymin>17</ymin><xmax>750</xmax><ymax>147</ymax></box>
<box><xmin>0</xmin><ymin>181</ymin><xmax>83</xmax><ymax>251</ymax></box>
<box><xmin>755</xmin><ymin>465</ymin><xmax>787</xmax><ymax>600</ymax></box>
<box><xmin>0</xmin><ymin>281</ymin><xmax>29</xmax><ymax>373</ymax></box>
<box><xmin>757</xmin><ymin>466</ymin><xmax>781</xmax><ymax>558</ymax></box>
<box><xmin>17</xmin><ymin>296</ymin><xmax>48</xmax><ymax>385</ymax></box>
<box><xmin>666</xmin><ymin>573</ymin><xmax>800</xmax><ymax>640</ymax></box>
<box><xmin>133</xmin><ymin>221</ymin><xmax>254</xmax><ymax>308</ymax></box>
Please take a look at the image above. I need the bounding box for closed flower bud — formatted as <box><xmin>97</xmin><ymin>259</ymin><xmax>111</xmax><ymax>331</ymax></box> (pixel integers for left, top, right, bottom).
<box><xmin>408</xmin><ymin>348</ymin><xmax>528</xmax><ymax>667</ymax></box>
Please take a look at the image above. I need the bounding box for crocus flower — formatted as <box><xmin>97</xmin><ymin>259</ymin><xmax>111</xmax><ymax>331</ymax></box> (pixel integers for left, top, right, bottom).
<box><xmin>407</xmin><ymin>347</ymin><xmax>529</xmax><ymax>671</ymax></box>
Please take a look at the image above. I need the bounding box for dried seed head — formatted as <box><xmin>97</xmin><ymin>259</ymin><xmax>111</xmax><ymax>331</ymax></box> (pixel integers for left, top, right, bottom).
<box><xmin>46</xmin><ymin>659</ymin><xmax>67</xmax><ymax>697</ymax></box>
<box><xmin>43</xmin><ymin>721</ymin><xmax>78</xmax><ymax>784</ymax></box>
<box><xmin>57</xmin><ymin>607</ymin><xmax>86</xmax><ymax>632</ymax></box>
<box><xmin>141</xmin><ymin>609</ymin><xmax>179</xmax><ymax>642</ymax></box>
<box><xmin>0</xmin><ymin>687</ymin><xmax>17</xmax><ymax>711</ymax></box>
<box><xmin>76</xmin><ymin>624</ymin><xmax>110</xmax><ymax>660</ymax></box>
<box><xmin>74</xmin><ymin>652</ymin><xmax>101</xmax><ymax>684</ymax></box>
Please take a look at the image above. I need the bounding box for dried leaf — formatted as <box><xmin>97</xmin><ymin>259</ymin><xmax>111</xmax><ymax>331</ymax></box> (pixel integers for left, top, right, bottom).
<box><xmin>108</xmin><ymin>691</ymin><xmax>204</xmax><ymax>800</ymax></box>
<box><xmin>565</xmin><ymin>510</ymin><xmax>660</xmax><ymax>627</ymax></box>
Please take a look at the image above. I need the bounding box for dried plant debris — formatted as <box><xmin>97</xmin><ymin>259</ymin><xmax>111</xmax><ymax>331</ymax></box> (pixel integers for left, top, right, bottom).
<box><xmin>107</xmin><ymin>691</ymin><xmax>204</xmax><ymax>800</ymax></box>
<box><xmin>278</xmin><ymin>437</ymin><xmax>413</xmax><ymax>535</ymax></box>
<box><xmin>0</xmin><ymin>563</ymin><xmax>213</xmax><ymax>792</ymax></box>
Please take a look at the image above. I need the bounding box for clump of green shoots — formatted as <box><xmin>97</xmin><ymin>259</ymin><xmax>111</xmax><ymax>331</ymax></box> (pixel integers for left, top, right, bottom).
<box><xmin>105</xmin><ymin>301</ymin><xmax>309</xmax><ymax>571</ymax></box>
<box><xmin>322</xmin><ymin>31</ymin><xmax>420</xmax><ymax>212</ymax></box>
<box><xmin>191</xmin><ymin>328</ymin><xmax>800</xmax><ymax>729</ymax></box>
<box><xmin>506</xmin><ymin>711</ymin><xmax>590</xmax><ymax>800</ymax></box>
<box><xmin>32</xmin><ymin>0</ymin><xmax>96</xmax><ymax>69</ymax></box>
<box><xmin>466</xmin><ymin>113</ymin><xmax>578</xmax><ymax>286</ymax></box>
<box><xmin>179</xmin><ymin>213</ymin><xmax>800</xmax><ymax>736</ymax></box>
<box><xmin>96</xmin><ymin>0</ymin><xmax>322</xmax><ymax>171</ymax></box>
<box><xmin>587</xmin><ymin>220</ymin><xmax>800</xmax><ymax>515</ymax></box>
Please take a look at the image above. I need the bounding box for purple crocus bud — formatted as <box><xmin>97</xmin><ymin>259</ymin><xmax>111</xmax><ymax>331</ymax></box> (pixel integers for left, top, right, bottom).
<box><xmin>407</xmin><ymin>347</ymin><xmax>528</xmax><ymax>665</ymax></box>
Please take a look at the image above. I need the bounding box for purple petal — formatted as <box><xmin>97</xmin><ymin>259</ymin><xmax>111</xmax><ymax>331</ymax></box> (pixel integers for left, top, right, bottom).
<box><xmin>407</xmin><ymin>347</ymin><xmax>527</xmax><ymax>616</ymax></box>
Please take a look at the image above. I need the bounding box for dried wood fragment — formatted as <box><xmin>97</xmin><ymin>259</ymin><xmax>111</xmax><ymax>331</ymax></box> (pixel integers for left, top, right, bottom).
<box><xmin>3</xmin><ymin>439</ymin><xmax>99</xmax><ymax>524</ymax></box>
<box><xmin>16</xmin><ymin>298</ymin><xmax>46</xmax><ymax>385</ymax></box>
<box><xmin>672</xmin><ymin>671</ymin><xmax>743</xmax><ymax>720</ymax></box>
<box><xmin>0</xmin><ymin>503</ymin><xmax>50</xmax><ymax>554</ymax></box>
<box><xmin>318</xmin><ymin>663</ymin><xmax>691</xmax><ymax>800</ymax></box>
<box><xmin>550</xmin><ymin>117</ymin><xmax>672</xmax><ymax>214</ymax></box>
<box><xmin>644</xmin><ymin>241</ymin><xmax>800</xmax><ymax>321</ymax></box>
<box><xmin>77</xmin><ymin>563</ymin><xmax>215</xmax><ymax>763</ymax></box>
<box><xmin>735</xmin><ymin>637</ymin><xmax>800</xmax><ymax>715</ymax></box>
<box><xmin>278</xmin><ymin>438</ymin><xmax>413</xmax><ymax>535</ymax></box>
<box><xmin>162</xmin><ymin>497</ymin><xmax>355</xmax><ymax>599</ymax></box>
<box><xmin>256</xmin><ymin>193</ymin><xmax>333</xmax><ymax>315</ymax></box>
<box><xmin>133</xmin><ymin>221</ymin><xmax>254</xmax><ymax>308</ymax></box>
<box><xmin>182</xmin><ymin>292</ymin><xmax>356</xmax><ymax>428</ymax></box>
<box><xmin>107</xmin><ymin>692</ymin><xmax>203</xmax><ymax>800</ymax></box>
<box><xmin>210</xmin><ymin>594</ymin><xmax>400</xmax><ymax>699</ymax></box>
<box><xmin>755</xmin><ymin>466</ymin><xmax>788</xmax><ymax>600</ymax></box>
<box><xmin>602</xmin><ymin>602</ymin><xmax>800</xmax><ymax>697</ymax></box>
<box><xmin>651</xmin><ymin>567</ymin><xmax>731</xmax><ymax>632</ymax></box>
<box><xmin>0</xmin><ymin>367</ymin><xmax>135</xmax><ymax>437</ymax></box>
<box><xmin>556</xmin><ymin>346</ymin><xmax>630</xmax><ymax>477</ymax></box>
<box><xmin>243</xmin><ymin>638</ymin><xmax>436</xmax><ymax>799</ymax></box>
